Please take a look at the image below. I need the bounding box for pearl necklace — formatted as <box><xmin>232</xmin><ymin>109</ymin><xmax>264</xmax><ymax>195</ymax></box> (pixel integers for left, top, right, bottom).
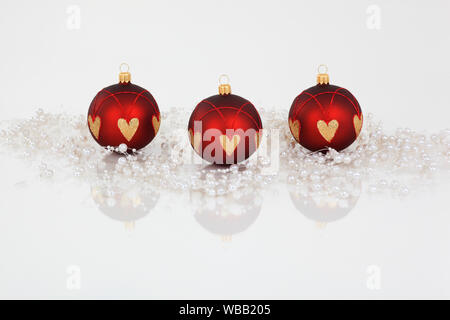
<box><xmin>1</xmin><ymin>108</ymin><xmax>448</xmax><ymax>201</ymax></box>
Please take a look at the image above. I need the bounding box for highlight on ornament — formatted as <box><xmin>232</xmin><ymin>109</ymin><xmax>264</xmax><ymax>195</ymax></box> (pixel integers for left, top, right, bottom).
<box><xmin>188</xmin><ymin>74</ymin><xmax>263</xmax><ymax>164</ymax></box>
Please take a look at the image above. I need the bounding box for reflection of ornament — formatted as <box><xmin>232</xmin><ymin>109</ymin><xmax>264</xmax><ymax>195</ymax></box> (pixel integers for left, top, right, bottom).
<box><xmin>91</xmin><ymin>154</ymin><xmax>160</xmax><ymax>228</ymax></box>
<box><xmin>87</xmin><ymin>63</ymin><xmax>160</xmax><ymax>152</ymax></box>
<box><xmin>288</xmin><ymin>178</ymin><xmax>361</xmax><ymax>225</ymax></box>
<box><xmin>91</xmin><ymin>186</ymin><xmax>159</xmax><ymax>224</ymax></box>
<box><xmin>191</xmin><ymin>191</ymin><xmax>262</xmax><ymax>240</ymax></box>
<box><xmin>188</xmin><ymin>75</ymin><xmax>262</xmax><ymax>164</ymax></box>
<box><xmin>288</xmin><ymin>65</ymin><xmax>363</xmax><ymax>152</ymax></box>
<box><xmin>189</xmin><ymin>168</ymin><xmax>263</xmax><ymax>240</ymax></box>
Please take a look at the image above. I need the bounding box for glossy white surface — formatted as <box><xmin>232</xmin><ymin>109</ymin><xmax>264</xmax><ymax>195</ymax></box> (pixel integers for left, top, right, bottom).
<box><xmin>0</xmin><ymin>156</ymin><xmax>449</xmax><ymax>299</ymax></box>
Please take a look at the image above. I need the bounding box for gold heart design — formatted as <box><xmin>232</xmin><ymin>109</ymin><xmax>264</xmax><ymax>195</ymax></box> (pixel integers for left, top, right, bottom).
<box><xmin>220</xmin><ymin>135</ymin><xmax>241</xmax><ymax>156</ymax></box>
<box><xmin>120</xmin><ymin>194</ymin><xmax>141</xmax><ymax>207</ymax></box>
<box><xmin>91</xmin><ymin>187</ymin><xmax>104</xmax><ymax>204</ymax></box>
<box><xmin>117</xmin><ymin>118</ymin><xmax>139</xmax><ymax>142</ymax></box>
<box><xmin>88</xmin><ymin>115</ymin><xmax>101</xmax><ymax>140</ymax></box>
<box><xmin>188</xmin><ymin>129</ymin><xmax>202</xmax><ymax>153</ymax></box>
<box><xmin>317</xmin><ymin>119</ymin><xmax>339</xmax><ymax>143</ymax></box>
<box><xmin>152</xmin><ymin>115</ymin><xmax>160</xmax><ymax>136</ymax></box>
<box><xmin>353</xmin><ymin>114</ymin><xmax>363</xmax><ymax>137</ymax></box>
<box><xmin>289</xmin><ymin>119</ymin><xmax>300</xmax><ymax>142</ymax></box>
<box><xmin>255</xmin><ymin>130</ymin><xmax>263</xmax><ymax>148</ymax></box>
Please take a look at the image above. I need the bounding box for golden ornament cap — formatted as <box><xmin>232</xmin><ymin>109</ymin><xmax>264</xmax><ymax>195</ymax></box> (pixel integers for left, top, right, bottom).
<box><xmin>316</xmin><ymin>64</ymin><xmax>329</xmax><ymax>85</ymax></box>
<box><xmin>119</xmin><ymin>63</ymin><xmax>131</xmax><ymax>83</ymax></box>
<box><xmin>218</xmin><ymin>74</ymin><xmax>231</xmax><ymax>95</ymax></box>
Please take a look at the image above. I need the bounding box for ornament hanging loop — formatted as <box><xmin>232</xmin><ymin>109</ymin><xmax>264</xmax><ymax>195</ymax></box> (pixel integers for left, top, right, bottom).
<box><xmin>119</xmin><ymin>63</ymin><xmax>131</xmax><ymax>83</ymax></box>
<box><xmin>317</xmin><ymin>64</ymin><xmax>329</xmax><ymax>85</ymax></box>
<box><xmin>218</xmin><ymin>74</ymin><xmax>231</xmax><ymax>95</ymax></box>
<box><xmin>317</xmin><ymin>64</ymin><xmax>328</xmax><ymax>74</ymax></box>
<box><xmin>119</xmin><ymin>63</ymin><xmax>130</xmax><ymax>73</ymax></box>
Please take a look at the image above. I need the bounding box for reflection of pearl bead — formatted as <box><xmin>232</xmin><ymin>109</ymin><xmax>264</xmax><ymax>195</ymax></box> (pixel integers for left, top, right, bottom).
<box><xmin>400</xmin><ymin>186</ymin><xmax>410</xmax><ymax>196</ymax></box>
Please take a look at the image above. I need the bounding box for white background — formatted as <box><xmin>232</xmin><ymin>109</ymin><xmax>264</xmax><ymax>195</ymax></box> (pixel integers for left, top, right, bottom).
<box><xmin>0</xmin><ymin>0</ymin><xmax>450</xmax><ymax>299</ymax></box>
<box><xmin>1</xmin><ymin>0</ymin><xmax>450</xmax><ymax>130</ymax></box>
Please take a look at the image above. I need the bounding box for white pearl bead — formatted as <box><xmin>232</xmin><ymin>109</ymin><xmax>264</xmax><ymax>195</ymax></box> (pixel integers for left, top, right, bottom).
<box><xmin>118</xmin><ymin>143</ymin><xmax>128</xmax><ymax>153</ymax></box>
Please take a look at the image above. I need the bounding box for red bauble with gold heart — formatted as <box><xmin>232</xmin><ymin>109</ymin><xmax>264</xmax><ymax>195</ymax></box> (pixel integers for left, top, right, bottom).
<box><xmin>288</xmin><ymin>67</ymin><xmax>363</xmax><ymax>152</ymax></box>
<box><xmin>87</xmin><ymin>65</ymin><xmax>160</xmax><ymax>152</ymax></box>
<box><xmin>188</xmin><ymin>76</ymin><xmax>262</xmax><ymax>164</ymax></box>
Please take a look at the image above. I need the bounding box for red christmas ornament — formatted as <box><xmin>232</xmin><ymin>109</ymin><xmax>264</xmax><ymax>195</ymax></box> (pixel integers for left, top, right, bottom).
<box><xmin>288</xmin><ymin>65</ymin><xmax>363</xmax><ymax>152</ymax></box>
<box><xmin>87</xmin><ymin>64</ymin><xmax>160</xmax><ymax>152</ymax></box>
<box><xmin>188</xmin><ymin>75</ymin><xmax>263</xmax><ymax>164</ymax></box>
